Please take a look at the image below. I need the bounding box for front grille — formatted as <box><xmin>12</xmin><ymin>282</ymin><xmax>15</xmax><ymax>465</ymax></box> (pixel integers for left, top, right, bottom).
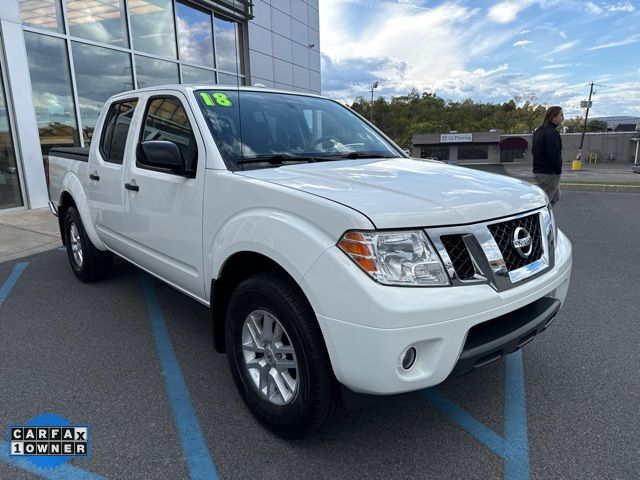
<box><xmin>441</xmin><ymin>235</ymin><xmax>476</xmax><ymax>280</ymax></box>
<box><xmin>487</xmin><ymin>213</ymin><xmax>543</xmax><ymax>271</ymax></box>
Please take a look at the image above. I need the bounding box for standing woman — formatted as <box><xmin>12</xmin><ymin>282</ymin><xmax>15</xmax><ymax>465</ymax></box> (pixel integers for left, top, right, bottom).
<box><xmin>532</xmin><ymin>106</ymin><xmax>564</xmax><ymax>206</ymax></box>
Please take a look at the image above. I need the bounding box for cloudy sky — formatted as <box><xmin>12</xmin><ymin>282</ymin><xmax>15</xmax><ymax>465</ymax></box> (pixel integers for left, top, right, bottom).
<box><xmin>319</xmin><ymin>0</ymin><xmax>640</xmax><ymax>117</ymax></box>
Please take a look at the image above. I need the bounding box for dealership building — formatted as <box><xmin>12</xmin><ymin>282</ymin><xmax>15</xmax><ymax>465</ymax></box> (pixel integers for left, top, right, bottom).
<box><xmin>0</xmin><ymin>0</ymin><xmax>320</xmax><ymax>212</ymax></box>
<box><xmin>412</xmin><ymin>130</ymin><xmax>639</xmax><ymax>165</ymax></box>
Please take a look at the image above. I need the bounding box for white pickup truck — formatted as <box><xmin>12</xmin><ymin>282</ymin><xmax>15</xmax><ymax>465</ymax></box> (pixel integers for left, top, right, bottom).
<box><xmin>48</xmin><ymin>85</ymin><xmax>572</xmax><ymax>438</ymax></box>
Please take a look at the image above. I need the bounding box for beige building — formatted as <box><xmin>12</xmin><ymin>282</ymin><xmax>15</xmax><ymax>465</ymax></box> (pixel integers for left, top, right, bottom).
<box><xmin>412</xmin><ymin>131</ymin><xmax>639</xmax><ymax>164</ymax></box>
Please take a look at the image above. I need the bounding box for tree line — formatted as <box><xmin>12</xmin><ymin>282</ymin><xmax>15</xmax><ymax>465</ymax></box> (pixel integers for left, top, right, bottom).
<box><xmin>348</xmin><ymin>89</ymin><xmax>607</xmax><ymax>148</ymax></box>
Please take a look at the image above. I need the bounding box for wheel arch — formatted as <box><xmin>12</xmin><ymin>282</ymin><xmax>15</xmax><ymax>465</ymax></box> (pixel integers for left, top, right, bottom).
<box><xmin>58</xmin><ymin>174</ymin><xmax>106</xmax><ymax>250</ymax></box>
<box><xmin>210</xmin><ymin>251</ymin><xmax>317</xmax><ymax>354</ymax></box>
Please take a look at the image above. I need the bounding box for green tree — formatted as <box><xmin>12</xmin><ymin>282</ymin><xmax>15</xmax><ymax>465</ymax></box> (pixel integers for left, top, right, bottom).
<box><xmin>348</xmin><ymin>90</ymin><xmax>549</xmax><ymax>146</ymax></box>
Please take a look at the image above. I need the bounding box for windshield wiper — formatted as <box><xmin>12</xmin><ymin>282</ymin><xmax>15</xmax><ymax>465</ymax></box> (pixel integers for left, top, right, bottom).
<box><xmin>237</xmin><ymin>154</ymin><xmax>320</xmax><ymax>166</ymax></box>
<box><xmin>340</xmin><ymin>151</ymin><xmax>396</xmax><ymax>159</ymax></box>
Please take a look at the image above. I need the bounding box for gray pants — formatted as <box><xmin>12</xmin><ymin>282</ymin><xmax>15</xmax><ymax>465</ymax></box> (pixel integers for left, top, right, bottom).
<box><xmin>533</xmin><ymin>173</ymin><xmax>561</xmax><ymax>206</ymax></box>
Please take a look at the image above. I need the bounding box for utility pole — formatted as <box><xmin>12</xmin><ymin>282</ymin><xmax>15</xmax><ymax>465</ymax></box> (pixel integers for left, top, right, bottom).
<box><xmin>573</xmin><ymin>82</ymin><xmax>595</xmax><ymax>171</ymax></box>
<box><xmin>579</xmin><ymin>82</ymin><xmax>595</xmax><ymax>151</ymax></box>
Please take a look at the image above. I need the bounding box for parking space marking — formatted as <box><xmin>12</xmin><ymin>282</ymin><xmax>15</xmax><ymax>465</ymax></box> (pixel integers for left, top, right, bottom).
<box><xmin>140</xmin><ymin>273</ymin><xmax>219</xmax><ymax>480</ymax></box>
<box><xmin>424</xmin><ymin>350</ymin><xmax>530</xmax><ymax>480</ymax></box>
<box><xmin>0</xmin><ymin>262</ymin><xmax>28</xmax><ymax>306</ymax></box>
<box><xmin>1</xmin><ymin>441</ymin><xmax>106</xmax><ymax>480</ymax></box>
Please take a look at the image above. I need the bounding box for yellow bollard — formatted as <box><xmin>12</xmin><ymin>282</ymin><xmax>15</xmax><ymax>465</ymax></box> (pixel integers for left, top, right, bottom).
<box><xmin>572</xmin><ymin>151</ymin><xmax>583</xmax><ymax>171</ymax></box>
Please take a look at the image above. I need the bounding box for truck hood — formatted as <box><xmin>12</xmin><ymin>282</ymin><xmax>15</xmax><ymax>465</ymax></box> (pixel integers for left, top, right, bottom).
<box><xmin>239</xmin><ymin>158</ymin><xmax>546</xmax><ymax>228</ymax></box>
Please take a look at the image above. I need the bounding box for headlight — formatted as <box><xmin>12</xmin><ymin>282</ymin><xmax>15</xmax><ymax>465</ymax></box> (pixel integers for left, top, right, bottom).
<box><xmin>541</xmin><ymin>206</ymin><xmax>557</xmax><ymax>245</ymax></box>
<box><xmin>338</xmin><ymin>230</ymin><xmax>450</xmax><ymax>286</ymax></box>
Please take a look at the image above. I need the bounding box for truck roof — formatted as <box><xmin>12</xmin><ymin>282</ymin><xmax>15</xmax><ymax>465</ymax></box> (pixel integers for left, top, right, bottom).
<box><xmin>109</xmin><ymin>84</ymin><xmax>325</xmax><ymax>102</ymax></box>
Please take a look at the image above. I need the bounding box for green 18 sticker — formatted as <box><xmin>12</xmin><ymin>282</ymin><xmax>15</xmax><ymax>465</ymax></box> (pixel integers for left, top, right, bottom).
<box><xmin>200</xmin><ymin>92</ymin><xmax>232</xmax><ymax>107</ymax></box>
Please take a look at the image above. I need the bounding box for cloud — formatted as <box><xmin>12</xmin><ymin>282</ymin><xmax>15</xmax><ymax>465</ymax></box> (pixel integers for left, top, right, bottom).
<box><xmin>606</xmin><ymin>1</ymin><xmax>635</xmax><ymax>12</ymax></box>
<box><xmin>487</xmin><ymin>0</ymin><xmax>535</xmax><ymax>23</ymax></box>
<box><xmin>541</xmin><ymin>63</ymin><xmax>573</xmax><ymax>69</ymax></box>
<box><xmin>547</xmin><ymin>40</ymin><xmax>580</xmax><ymax>55</ymax></box>
<box><xmin>320</xmin><ymin>1</ymin><xmax>478</xmax><ymax>93</ymax></box>
<box><xmin>585</xmin><ymin>1</ymin><xmax>635</xmax><ymax>14</ymax></box>
<box><xmin>318</xmin><ymin>0</ymin><xmax>639</xmax><ymax>115</ymax></box>
<box><xmin>585</xmin><ymin>2</ymin><xmax>605</xmax><ymax>14</ymax></box>
<box><xmin>588</xmin><ymin>34</ymin><xmax>640</xmax><ymax>50</ymax></box>
<box><xmin>321</xmin><ymin>54</ymin><xmax>408</xmax><ymax>99</ymax></box>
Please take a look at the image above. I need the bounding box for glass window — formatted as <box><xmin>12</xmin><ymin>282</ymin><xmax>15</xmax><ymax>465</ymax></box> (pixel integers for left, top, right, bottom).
<box><xmin>66</xmin><ymin>0</ymin><xmax>128</xmax><ymax>47</ymax></box>
<box><xmin>129</xmin><ymin>0</ymin><xmax>177</xmax><ymax>59</ymax></box>
<box><xmin>176</xmin><ymin>1</ymin><xmax>214</xmax><ymax>67</ymax></box>
<box><xmin>214</xmin><ymin>15</ymin><xmax>242</xmax><ymax>74</ymax></box>
<box><xmin>71</xmin><ymin>42</ymin><xmax>133</xmax><ymax>145</ymax></box>
<box><xmin>135</xmin><ymin>55</ymin><xmax>179</xmax><ymax>88</ymax></box>
<box><xmin>420</xmin><ymin>146</ymin><xmax>449</xmax><ymax>160</ymax></box>
<box><xmin>100</xmin><ymin>99</ymin><xmax>138</xmax><ymax>164</ymax></box>
<box><xmin>458</xmin><ymin>144</ymin><xmax>489</xmax><ymax>160</ymax></box>
<box><xmin>195</xmin><ymin>90</ymin><xmax>399</xmax><ymax>170</ymax></box>
<box><xmin>181</xmin><ymin>65</ymin><xmax>215</xmax><ymax>84</ymax></box>
<box><xmin>24</xmin><ymin>32</ymin><xmax>80</xmax><ymax>154</ymax></box>
<box><xmin>0</xmin><ymin>64</ymin><xmax>23</xmax><ymax>209</ymax></box>
<box><xmin>19</xmin><ymin>0</ymin><xmax>64</xmax><ymax>33</ymax></box>
<box><xmin>141</xmin><ymin>97</ymin><xmax>197</xmax><ymax>172</ymax></box>
<box><xmin>217</xmin><ymin>72</ymin><xmax>243</xmax><ymax>86</ymax></box>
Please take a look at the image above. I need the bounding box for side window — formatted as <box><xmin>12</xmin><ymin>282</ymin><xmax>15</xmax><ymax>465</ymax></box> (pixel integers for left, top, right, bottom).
<box><xmin>140</xmin><ymin>97</ymin><xmax>197</xmax><ymax>173</ymax></box>
<box><xmin>99</xmin><ymin>99</ymin><xmax>138</xmax><ymax>164</ymax></box>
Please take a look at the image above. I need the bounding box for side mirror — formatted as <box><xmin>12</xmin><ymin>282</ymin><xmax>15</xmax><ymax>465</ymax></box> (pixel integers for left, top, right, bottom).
<box><xmin>137</xmin><ymin>140</ymin><xmax>186</xmax><ymax>173</ymax></box>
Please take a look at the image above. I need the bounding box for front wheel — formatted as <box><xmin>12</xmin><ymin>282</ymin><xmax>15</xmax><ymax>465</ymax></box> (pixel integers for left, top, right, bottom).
<box><xmin>63</xmin><ymin>206</ymin><xmax>112</xmax><ymax>282</ymax></box>
<box><xmin>225</xmin><ymin>271</ymin><xmax>342</xmax><ymax>438</ymax></box>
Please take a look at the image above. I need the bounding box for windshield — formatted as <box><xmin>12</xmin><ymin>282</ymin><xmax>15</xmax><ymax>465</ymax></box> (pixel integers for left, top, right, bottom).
<box><xmin>195</xmin><ymin>90</ymin><xmax>401</xmax><ymax>170</ymax></box>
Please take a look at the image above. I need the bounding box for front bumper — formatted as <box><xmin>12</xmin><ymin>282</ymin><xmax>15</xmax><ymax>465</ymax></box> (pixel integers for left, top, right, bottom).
<box><xmin>301</xmin><ymin>229</ymin><xmax>572</xmax><ymax>394</ymax></box>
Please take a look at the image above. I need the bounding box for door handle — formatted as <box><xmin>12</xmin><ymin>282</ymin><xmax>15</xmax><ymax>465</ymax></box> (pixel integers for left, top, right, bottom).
<box><xmin>89</xmin><ymin>173</ymin><xmax>100</xmax><ymax>181</ymax></box>
<box><xmin>124</xmin><ymin>182</ymin><xmax>139</xmax><ymax>192</ymax></box>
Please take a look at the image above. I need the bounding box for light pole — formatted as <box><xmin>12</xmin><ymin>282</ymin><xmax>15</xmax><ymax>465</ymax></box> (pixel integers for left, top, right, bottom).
<box><xmin>573</xmin><ymin>82</ymin><xmax>594</xmax><ymax>171</ymax></box>
<box><xmin>369</xmin><ymin>81</ymin><xmax>378</xmax><ymax>122</ymax></box>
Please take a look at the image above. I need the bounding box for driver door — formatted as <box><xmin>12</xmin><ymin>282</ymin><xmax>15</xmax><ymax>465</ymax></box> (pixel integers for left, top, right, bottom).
<box><xmin>121</xmin><ymin>92</ymin><xmax>206</xmax><ymax>301</ymax></box>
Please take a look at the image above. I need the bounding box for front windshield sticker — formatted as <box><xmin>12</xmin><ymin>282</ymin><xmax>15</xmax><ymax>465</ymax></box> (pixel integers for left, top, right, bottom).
<box><xmin>200</xmin><ymin>92</ymin><xmax>232</xmax><ymax>107</ymax></box>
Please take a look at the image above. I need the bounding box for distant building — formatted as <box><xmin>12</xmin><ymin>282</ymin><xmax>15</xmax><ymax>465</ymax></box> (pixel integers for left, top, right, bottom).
<box><xmin>412</xmin><ymin>130</ymin><xmax>639</xmax><ymax>164</ymax></box>
<box><xmin>614</xmin><ymin>124</ymin><xmax>639</xmax><ymax>132</ymax></box>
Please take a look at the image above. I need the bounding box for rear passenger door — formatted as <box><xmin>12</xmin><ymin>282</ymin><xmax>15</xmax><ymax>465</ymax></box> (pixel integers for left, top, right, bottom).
<box><xmin>121</xmin><ymin>92</ymin><xmax>206</xmax><ymax>301</ymax></box>
<box><xmin>87</xmin><ymin>98</ymin><xmax>138</xmax><ymax>251</ymax></box>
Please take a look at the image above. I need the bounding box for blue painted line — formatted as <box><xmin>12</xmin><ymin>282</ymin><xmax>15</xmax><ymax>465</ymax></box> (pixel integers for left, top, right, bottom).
<box><xmin>140</xmin><ymin>273</ymin><xmax>219</xmax><ymax>480</ymax></box>
<box><xmin>1</xmin><ymin>441</ymin><xmax>106</xmax><ymax>480</ymax></box>
<box><xmin>504</xmin><ymin>350</ymin><xmax>530</xmax><ymax>480</ymax></box>
<box><xmin>424</xmin><ymin>350</ymin><xmax>531</xmax><ymax>480</ymax></box>
<box><xmin>57</xmin><ymin>247</ymin><xmax>66</xmax><ymax>251</ymax></box>
<box><xmin>423</xmin><ymin>389</ymin><xmax>510</xmax><ymax>458</ymax></box>
<box><xmin>1</xmin><ymin>262</ymin><xmax>105</xmax><ymax>479</ymax></box>
<box><xmin>0</xmin><ymin>262</ymin><xmax>28</xmax><ymax>306</ymax></box>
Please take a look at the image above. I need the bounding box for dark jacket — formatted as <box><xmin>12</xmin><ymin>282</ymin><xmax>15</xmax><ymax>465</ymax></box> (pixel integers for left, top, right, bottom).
<box><xmin>532</xmin><ymin>124</ymin><xmax>562</xmax><ymax>174</ymax></box>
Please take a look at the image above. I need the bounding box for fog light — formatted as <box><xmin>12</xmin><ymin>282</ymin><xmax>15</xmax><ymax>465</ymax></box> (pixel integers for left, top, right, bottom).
<box><xmin>401</xmin><ymin>347</ymin><xmax>417</xmax><ymax>370</ymax></box>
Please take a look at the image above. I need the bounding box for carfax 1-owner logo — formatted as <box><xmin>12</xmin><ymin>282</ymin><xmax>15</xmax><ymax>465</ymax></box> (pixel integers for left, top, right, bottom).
<box><xmin>8</xmin><ymin>413</ymin><xmax>91</xmax><ymax>468</ymax></box>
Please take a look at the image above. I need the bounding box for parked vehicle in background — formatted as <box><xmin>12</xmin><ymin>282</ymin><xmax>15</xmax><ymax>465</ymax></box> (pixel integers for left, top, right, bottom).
<box><xmin>47</xmin><ymin>85</ymin><xmax>572</xmax><ymax>438</ymax></box>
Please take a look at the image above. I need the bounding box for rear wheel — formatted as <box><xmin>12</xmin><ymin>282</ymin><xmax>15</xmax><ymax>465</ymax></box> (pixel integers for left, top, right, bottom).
<box><xmin>225</xmin><ymin>271</ymin><xmax>342</xmax><ymax>438</ymax></box>
<box><xmin>63</xmin><ymin>206</ymin><xmax>112</xmax><ymax>282</ymax></box>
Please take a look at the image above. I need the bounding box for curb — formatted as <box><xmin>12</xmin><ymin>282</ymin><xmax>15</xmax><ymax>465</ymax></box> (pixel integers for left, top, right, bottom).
<box><xmin>559</xmin><ymin>183</ymin><xmax>640</xmax><ymax>193</ymax></box>
<box><xmin>0</xmin><ymin>241</ymin><xmax>62</xmax><ymax>264</ymax></box>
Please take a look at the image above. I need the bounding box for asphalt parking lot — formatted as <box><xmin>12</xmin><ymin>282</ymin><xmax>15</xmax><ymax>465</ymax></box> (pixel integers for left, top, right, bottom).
<box><xmin>1</xmin><ymin>191</ymin><xmax>639</xmax><ymax>480</ymax></box>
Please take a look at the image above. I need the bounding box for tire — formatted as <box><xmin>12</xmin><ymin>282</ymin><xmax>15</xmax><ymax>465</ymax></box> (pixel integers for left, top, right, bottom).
<box><xmin>63</xmin><ymin>206</ymin><xmax>112</xmax><ymax>282</ymax></box>
<box><xmin>225</xmin><ymin>271</ymin><xmax>342</xmax><ymax>438</ymax></box>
